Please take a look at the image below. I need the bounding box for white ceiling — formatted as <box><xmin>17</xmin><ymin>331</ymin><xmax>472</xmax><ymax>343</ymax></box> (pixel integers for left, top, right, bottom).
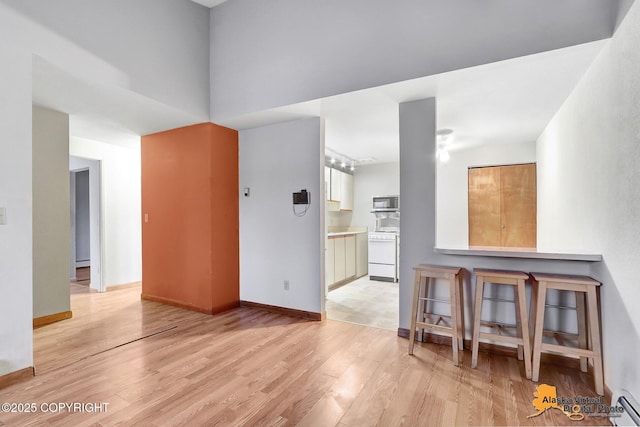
<box><xmin>32</xmin><ymin>56</ymin><xmax>206</xmax><ymax>148</ymax></box>
<box><xmin>217</xmin><ymin>40</ymin><xmax>608</xmax><ymax>164</ymax></box>
<box><xmin>190</xmin><ymin>0</ymin><xmax>229</xmax><ymax>8</ymax></box>
<box><xmin>32</xmin><ymin>39</ymin><xmax>607</xmax><ymax>164</ymax></box>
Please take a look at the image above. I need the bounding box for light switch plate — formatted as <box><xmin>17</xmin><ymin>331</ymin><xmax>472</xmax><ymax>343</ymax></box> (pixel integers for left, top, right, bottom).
<box><xmin>0</xmin><ymin>207</ymin><xmax>6</xmax><ymax>225</ymax></box>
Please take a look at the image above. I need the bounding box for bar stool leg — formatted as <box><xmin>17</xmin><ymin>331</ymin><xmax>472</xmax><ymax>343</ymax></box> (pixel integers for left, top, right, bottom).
<box><xmin>531</xmin><ymin>281</ymin><xmax>548</xmax><ymax>382</ymax></box>
<box><xmin>408</xmin><ymin>270</ymin><xmax>422</xmax><ymax>355</ymax></box>
<box><xmin>456</xmin><ymin>273</ymin><xmax>465</xmax><ymax>350</ymax></box>
<box><xmin>575</xmin><ymin>291</ymin><xmax>588</xmax><ymax>372</ymax></box>
<box><xmin>516</xmin><ymin>278</ymin><xmax>532</xmax><ymax>380</ymax></box>
<box><xmin>586</xmin><ymin>286</ymin><xmax>604</xmax><ymax>395</ymax></box>
<box><xmin>529</xmin><ymin>280</ymin><xmax>538</xmax><ymax>344</ymax></box>
<box><xmin>448</xmin><ymin>273</ymin><xmax>459</xmax><ymax>366</ymax></box>
<box><xmin>417</xmin><ymin>276</ymin><xmax>430</xmax><ymax>342</ymax></box>
<box><xmin>513</xmin><ymin>285</ymin><xmax>524</xmax><ymax>361</ymax></box>
<box><xmin>471</xmin><ymin>275</ymin><xmax>485</xmax><ymax>369</ymax></box>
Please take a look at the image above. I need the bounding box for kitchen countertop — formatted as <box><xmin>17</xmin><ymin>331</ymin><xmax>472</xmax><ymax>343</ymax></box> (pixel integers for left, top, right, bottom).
<box><xmin>328</xmin><ymin>231</ymin><xmax>367</xmax><ymax>237</ymax></box>
<box><xmin>434</xmin><ymin>246</ymin><xmax>602</xmax><ymax>262</ymax></box>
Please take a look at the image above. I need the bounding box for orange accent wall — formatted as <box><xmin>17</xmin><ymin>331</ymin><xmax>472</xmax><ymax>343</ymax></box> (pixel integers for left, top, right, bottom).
<box><xmin>141</xmin><ymin>122</ymin><xmax>239</xmax><ymax>314</ymax></box>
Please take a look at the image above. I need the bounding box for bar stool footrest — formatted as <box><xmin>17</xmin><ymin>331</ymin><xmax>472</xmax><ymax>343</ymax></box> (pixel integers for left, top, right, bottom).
<box><xmin>478</xmin><ymin>331</ymin><xmax>523</xmax><ymax>345</ymax></box>
<box><xmin>415</xmin><ymin>321</ymin><xmax>454</xmax><ymax>335</ymax></box>
<box><xmin>541</xmin><ymin>343</ymin><xmax>595</xmax><ymax>358</ymax></box>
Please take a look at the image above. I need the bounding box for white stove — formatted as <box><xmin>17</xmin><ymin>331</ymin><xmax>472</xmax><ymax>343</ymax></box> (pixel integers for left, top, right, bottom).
<box><xmin>368</xmin><ymin>231</ymin><xmax>398</xmax><ymax>282</ymax></box>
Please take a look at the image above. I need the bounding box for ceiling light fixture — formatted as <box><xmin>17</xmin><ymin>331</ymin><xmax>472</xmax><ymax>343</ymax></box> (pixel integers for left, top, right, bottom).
<box><xmin>438</xmin><ymin>148</ymin><xmax>450</xmax><ymax>163</ymax></box>
<box><xmin>436</xmin><ymin>128</ymin><xmax>453</xmax><ymax>138</ymax></box>
<box><xmin>326</xmin><ymin>147</ymin><xmax>357</xmax><ymax>172</ymax></box>
<box><xmin>436</xmin><ymin>129</ymin><xmax>454</xmax><ymax>163</ymax></box>
<box><xmin>355</xmin><ymin>157</ymin><xmax>376</xmax><ymax>164</ymax></box>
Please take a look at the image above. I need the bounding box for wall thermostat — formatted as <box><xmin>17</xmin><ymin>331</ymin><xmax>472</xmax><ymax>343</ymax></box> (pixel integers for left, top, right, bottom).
<box><xmin>293</xmin><ymin>189</ymin><xmax>309</xmax><ymax>205</ymax></box>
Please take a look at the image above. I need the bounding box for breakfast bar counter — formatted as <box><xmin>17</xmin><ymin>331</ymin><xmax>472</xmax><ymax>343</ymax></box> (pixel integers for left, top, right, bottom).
<box><xmin>434</xmin><ymin>246</ymin><xmax>602</xmax><ymax>262</ymax></box>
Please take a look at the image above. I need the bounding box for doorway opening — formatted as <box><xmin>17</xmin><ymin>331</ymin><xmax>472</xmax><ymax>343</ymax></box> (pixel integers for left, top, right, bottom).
<box><xmin>71</xmin><ymin>169</ymin><xmax>91</xmax><ymax>287</ymax></box>
<box><xmin>69</xmin><ymin>156</ymin><xmax>103</xmax><ymax>293</ymax></box>
<box><xmin>323</xmin><ymin>153</ymin><xmax>400</xmax><ymax>331</ymax></box>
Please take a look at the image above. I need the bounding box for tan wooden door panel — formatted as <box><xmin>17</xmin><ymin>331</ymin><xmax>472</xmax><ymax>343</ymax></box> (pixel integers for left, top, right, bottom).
<box><xmin>468</xmin><ymin>163</ymin><xmax>536</xmax><ymax>248</ymax></box>
<box><xmin>500</xmin><ymin>164</ymin><xmax>536</xmax><ymax>248</ymax></box>
<box><xmin>468</xmin><ymin>166</ymin><xmax>501</xmax><ymax>247</ymax></box>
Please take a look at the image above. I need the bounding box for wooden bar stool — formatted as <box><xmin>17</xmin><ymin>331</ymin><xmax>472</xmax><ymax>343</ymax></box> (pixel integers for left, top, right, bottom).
<box><xmin>471</xmin><ymin>269</ymin><xmax>532</xmax><ymax>379</ymax></box>
<box><xmin>530</xmin><ymin>273</ymin><xmax>603</xmax><ymax>395</ymax></box>
<box><xmin>408</xmin><ymin>264</ymin><xmax>464</xmax><ymax>366</ymax></box>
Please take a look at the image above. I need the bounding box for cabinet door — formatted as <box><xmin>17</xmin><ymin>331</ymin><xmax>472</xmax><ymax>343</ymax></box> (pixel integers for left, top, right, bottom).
<box><xmin>500</xmin><ymin>164</ymin><xmax>536</xmax><ymax>248</ymax></box>
<box><xmin>326</xmin><ymin>237</ymin><xmax>335</xmax><ymax>287</ymax></box>
<box><xmin>330</xmin><ymin>168</ymin><xmax>342</xmax><ymax>202</ymax></box>
<box><xmin>468</xmin><ymin>163</ymin><xmax>536</xmax><ymax>248</ymax></box>
<box><xmin>468</xmin><ymin>166</ymin><xmax>501</xmax><ymax>246</ymax></box>
<box><xmin>345</xmin><ymin>235</ymin><xmax>356</xmax><ymax>278</ymax></box>
<box><xmin>340</xmin><ymin>172</ymin><xmax>354</xmax><ymax>211</ymax></box>
<box><xmin>334</xmin><ymin>236</ymin><xmax>346</xmax><ymax>282</ymax></box>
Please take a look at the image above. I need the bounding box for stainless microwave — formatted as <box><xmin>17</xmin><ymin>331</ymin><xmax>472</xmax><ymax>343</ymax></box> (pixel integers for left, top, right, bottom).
<box><xmin>372</xmin><ymin>195</ymin><xmax>399</xmax><ymax>212</ymax></box>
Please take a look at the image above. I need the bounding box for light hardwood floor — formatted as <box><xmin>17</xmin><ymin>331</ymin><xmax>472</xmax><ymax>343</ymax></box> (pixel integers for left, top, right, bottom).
<box><xmin>71</xmin><ymin>266</ymin><xmax>91</xmax><ymax>287</ymax></box>
<box><xmin>0</xmin><ymin>285</ymin><xmax>610</xmax><ymax>426</ymax></box>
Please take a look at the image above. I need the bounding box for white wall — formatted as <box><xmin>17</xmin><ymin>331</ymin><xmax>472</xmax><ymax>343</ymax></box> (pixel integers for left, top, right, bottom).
<box><xmin>537</xmin><ymin>0</ymin><xmax>640</xmax><ymax>399</ymax></box>
<box><xmin>0</xmin><ymin>45</ymin><xmax>33</xmax><ymax>375</ymax></box>
<box><xmin>239</xmin><ymin>118</ymin><xmax>324</xmax><ymax>314</ymax></box>
<box><xmin>327</xmin><ymin>211</ymin><xmax>352</xmax><ymax>229</ymax></box>
<box><xmin>0</xmin><ymin>0</ymin><xmax>210</xmax><ymax>118</ymax></box>
<box><xmin>436</xmin><ymin>142</ymin><xmax>536</xmax><ymax>248</ymax></box>
<box><xmin>210</xmin><ymin>0</ymin><xmax>614</xmax><ymax>120</ymax></box>
<box><xmin>70</xmin><ymin>137</ymin><xmax>142</xmax><ymax>288</ymax></box>
<box><xmin>32</xmin><ymin>105</ymin><xmax>70</xmax><ymax>319</ymax></box>
<box><xmin>351</xmin><ymin>162</ymin><xmax>400</xmax><ymax>232</ymax></box>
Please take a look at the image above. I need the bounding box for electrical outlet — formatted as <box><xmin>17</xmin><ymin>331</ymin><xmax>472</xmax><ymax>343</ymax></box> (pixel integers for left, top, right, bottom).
<box><xmin>284</xmin><ymin>280</ymin><xmax>290</xmax><ymax>291</ymax></box>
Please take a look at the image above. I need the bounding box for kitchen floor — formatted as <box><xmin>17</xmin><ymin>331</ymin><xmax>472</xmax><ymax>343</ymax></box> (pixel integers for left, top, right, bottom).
<box><xmin>325</xmin><ymin>275</ymin><xmax>399</xmax><ymax>331</ymax></box>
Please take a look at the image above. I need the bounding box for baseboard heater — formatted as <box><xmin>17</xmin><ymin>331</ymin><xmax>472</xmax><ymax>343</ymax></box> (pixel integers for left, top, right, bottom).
<box><xmin>612</xmin><ymin>389</ymin><xmax>640</xmax><ymax>426</ymax></box>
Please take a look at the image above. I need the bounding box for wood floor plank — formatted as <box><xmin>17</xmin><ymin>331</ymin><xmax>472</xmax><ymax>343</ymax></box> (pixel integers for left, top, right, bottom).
<box><xmin>297</xmin><ymin>357</ymin><xmax>380</xmax><ymax>427</ymax></box>
<box><xmin>0</xmin><ymin>284</ymin><xmax>612</xmax><ymax>426</ymax></box>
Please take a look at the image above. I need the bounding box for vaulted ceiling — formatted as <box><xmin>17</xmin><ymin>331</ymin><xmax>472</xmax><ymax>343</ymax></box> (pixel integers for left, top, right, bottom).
<box><xmin>24</xmin><ymin>0</ymin><xmax>634</xmax><ymax>164</ymax></box>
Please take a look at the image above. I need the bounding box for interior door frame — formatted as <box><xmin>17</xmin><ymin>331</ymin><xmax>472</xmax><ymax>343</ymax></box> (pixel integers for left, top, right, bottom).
<box><xmin>70</xmin><ymin>156</ymin><xmax>104</xmax><ymax>292</ymax></box>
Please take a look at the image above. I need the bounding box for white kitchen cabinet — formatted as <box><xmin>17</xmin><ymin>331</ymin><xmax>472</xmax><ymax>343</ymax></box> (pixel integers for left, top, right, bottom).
<box><xmin>327</xmin><ymin>233</ymin><xmax>363</xmax><ymax>288</ymax></box>
<box><xmin>326</xmin><ymin>167</ymin><xmax>340</xmax><ymax>211</ymax></box>
<box><xmin>356</xmin><ymin>232</ymin><xmax>368</xmax><ymax>277</ymax></box>
<box><xmin>326</xmin><ymin>237</ymin><xmax>335</xmax><ymax>287</ymax></box>
<box><xmin>334</xmin><ymin>236</ymin><xmax>346</xmax><ymax>283</ymax></box>
<box><xmin>326</xmin><ymin>167</ymin><xmax>354</xmax><ymax>211</ymax></box>
<box><xmin>340</xmin><ymin>172</ymin><xmax>353</xmax><ymax>211</ymax></box>
<box><xmin>330</xmin><ymin>168</ymin><xmax>342</xmax><ymax>202</ymax></box>
<box><xmin>345</xmin><ymin>234</ymin><xmax>356</xmax><ymax>278</ymax></box>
